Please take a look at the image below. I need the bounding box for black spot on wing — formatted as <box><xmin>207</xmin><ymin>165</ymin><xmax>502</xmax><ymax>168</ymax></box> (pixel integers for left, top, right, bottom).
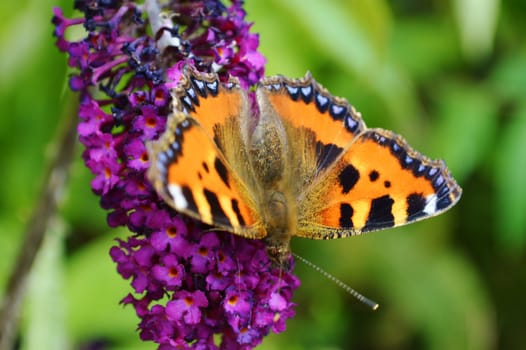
<box><xmin>185</xmin><ymin>86</ymin><xmax>199</xmax><ymax>106</ymax></box>
<box><xmin>214</xmin><ymin>157</ymin><xmax>230</xmax><ymax>189</ymax></box>
<box><xmin>329</xmin><ymin>103</ymin><xmax>347</xmax><ymax>121</ymax></box>
<box><xmin>339</xmin><ymin>164</ymin><xmax>360</xmax><ymax>194</ymax></box>
<box><xmin>363</xmin><ymin>195</ymin><xmax>395</xmax><ymax>232</ymax></box>
<box><xmin>190</xmin><ymin>76</ymin><xmax>207</xmax><ymax>97</ymax></box>
<box><xmin>344</xmin><ymin>113</ymin><xmax>362</xmax><ymax>133</ymax></box>
<box><xmin>181</xmin><ymin>185</ymin><xmax>198</xmax><ymax>214</ymax></box>
<box><xmin>213</xmin><ymin>135</ymin><xmax>225</xmax><ymax>153</ymax></box>
<box><xmin>203</xmin><ymin>188</ymin><xmax>231</xmax><ymax>227</ymax></box>
<box><xmin>314</xmin><ymin>91</ymin><xmax>330</xmax><ymax>113</ymax></box>
<box><xmin>285</xmin><ymin>84</ymin><xmax>300</xmax><ymax>100</ymax></box>
<box><xmin>180</xmin><ymin>95</ymin><xmax>195</xmax><ymax>112</ymax></box>
<box><xmin>206</xmin><ymin>79</ymin><xmax>219</xmax><ymax>96</ymax></box>
<box><xmin>414</xmin><ymin>163</ymin><xmax>428</xmax><ymax>176</ymax></box>
<box><xmin>437</xmin><ymin>195</ymin><xmax>453</xmax><ymax>211</ymax></box>
<box><xmin>316</xmin><ymin>142</ymin><xmax>343</xmax><ymax>171</ymax></box>
<box><xmin>407</xmin><ymin>193</ymin><xmax>427</xmax><ymax>221</ymax></box>
<box><xmin>300</xmin><ymin>84</ymin><xmax>313</xmax><ymax>103</ymax></box>
<box><xmin>231</xmin><ymin>198</ymin><xmax>246</xmax><ymax>226</ymax></box>
<box><xmin>369</xmin><ymin>170</ymin><xmax>379</xmax><ymax>182</ymax></box>
<box><xmin>339</xmin><ymin>203</ymin><xmax>354</xmax><ymax>228</ymax></box>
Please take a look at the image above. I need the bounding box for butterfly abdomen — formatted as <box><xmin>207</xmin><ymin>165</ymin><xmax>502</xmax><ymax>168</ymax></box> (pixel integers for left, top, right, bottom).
<box><xmin>263</xmin><ymin>191</ymin><xmax>296</xmax><ymax>267</ymax></box>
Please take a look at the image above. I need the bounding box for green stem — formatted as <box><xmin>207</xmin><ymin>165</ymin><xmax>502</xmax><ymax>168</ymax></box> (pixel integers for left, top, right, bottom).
<box><xmin>0</xmin><ymin>92</ymin><xmax>78</xmax><ymax>350</ymax></box>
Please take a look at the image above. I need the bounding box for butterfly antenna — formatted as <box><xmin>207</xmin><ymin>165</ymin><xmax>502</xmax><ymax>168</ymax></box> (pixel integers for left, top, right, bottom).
<box><xmin>292</xmin><ymin>253</ymin><xmax>379</xmax><ymax>310</ymax></box>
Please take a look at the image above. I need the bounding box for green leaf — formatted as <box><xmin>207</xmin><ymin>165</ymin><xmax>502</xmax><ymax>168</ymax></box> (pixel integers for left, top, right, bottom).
<box><xmin>431</xmin><ymin>80</ymin><xmax>498</xmax><ymax>182</ymax></box>
<box><xmin>245</xmin><ymin>1</ymin><xmax>315</xmax><ymax>76</ymax></box>
<box><xmin>490</xmin><ymin>49</ymin><xmax>526</xmax><ymax>101</ymax></box>
<box><xmin>267</xmin><ymin>0</ymin><xmax>421</xmax><ymax>135</ymax></box>
<box><xmin>334</xmin><ymin>232</ymin><xmax>494</xmax><ymax>350</ymax></box>
<box><xmin>390</xmin><ymin>17</ymin><xmax>460</xmax><ymax>81</ymax></box>
<box><xmin>494</xmin><ymin>103</ymin><xmax>526</xmax><ymax>251</ymax></box>
<box><xmin>21</xmin><ymin>220</ymin><xmax>68</xmax><ymax>350</ymax></box>
<box><xmin>452</xmin><ymin>0</ymin><xmax>500</xmax><ymax>61</ymax></box>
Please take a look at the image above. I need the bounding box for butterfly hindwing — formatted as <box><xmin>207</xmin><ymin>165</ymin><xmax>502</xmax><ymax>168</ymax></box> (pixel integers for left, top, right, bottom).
<box><xmin>297</xmin><ymin>128</ymin><xmax>462</xmax><ymax>238</ymax></box>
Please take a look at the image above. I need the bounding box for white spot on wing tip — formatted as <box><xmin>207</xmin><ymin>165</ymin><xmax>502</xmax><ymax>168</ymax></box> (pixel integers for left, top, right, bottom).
<box><xmin>423</xmin><ymin>195</ymin><xmax>437</xmax><ymax>215</ymax></box>
<box><xmin>168</xmin><ymin>184</ymin><xmax>188</xmax><ymax>210</ymax></box>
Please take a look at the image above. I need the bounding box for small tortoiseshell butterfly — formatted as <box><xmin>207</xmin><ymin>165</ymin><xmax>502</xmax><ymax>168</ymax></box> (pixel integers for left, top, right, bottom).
<box><xmin>147</xmin><ymin>68</ymin><xmax>462</xmax><ymax>268</ymax></box>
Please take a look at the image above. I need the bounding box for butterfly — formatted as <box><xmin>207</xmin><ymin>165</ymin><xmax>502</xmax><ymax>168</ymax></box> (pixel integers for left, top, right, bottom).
<box><xmin>147</xmin><ymin>67</ymin><xmax>462</xmax><ymax>269</ymax></box>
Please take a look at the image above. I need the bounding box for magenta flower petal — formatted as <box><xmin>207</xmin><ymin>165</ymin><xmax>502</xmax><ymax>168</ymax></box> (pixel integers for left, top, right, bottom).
<box><xmin>166</xmin><ymin>290</ymin><xmax>209</xmax><ymax>324</ymax></box>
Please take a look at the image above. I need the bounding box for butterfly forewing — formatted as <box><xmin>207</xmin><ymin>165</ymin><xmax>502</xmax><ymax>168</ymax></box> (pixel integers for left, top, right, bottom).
<box><xmin>148</xmin><ymin>115</ymin><xmax>259</xmax><ymax>232</ymax></box>
<box><xmin>174</xmin><ymin>68</ymin><xmax>250</xmax><ymax>149</ymax></box>
<box><xmin>258</xmin><ymin>74</ymin><xmax>366</xmax><ymax>175</ymax></box>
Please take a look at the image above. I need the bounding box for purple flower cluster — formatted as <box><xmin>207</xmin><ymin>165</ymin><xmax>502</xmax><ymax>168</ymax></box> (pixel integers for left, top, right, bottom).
<box><xmin>111</xmin><ymin>220</ymin><xmax>297</xmax><ymax>348</ymax></box>
<box><xmin>52</xmin><ymin>1</ymin><xmax>298</xmax><ymax>348</ymax></box>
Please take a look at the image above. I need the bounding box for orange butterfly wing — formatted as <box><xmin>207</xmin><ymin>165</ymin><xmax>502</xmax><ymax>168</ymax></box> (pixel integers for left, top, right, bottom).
<box><xmin>147</xmin><ymin>70</ymin><xmax>263</xmax><ymax>238</ymax></box>
<box><xmin>303</xmin><ymin>129</ymin><xmax>462</xmax><ymax>237</ymax></box>
<box><xmin>258</xmin><ymin>73</ymin><xmax>365</xmax><ymax>174</ymax></box>
<box><xmin>174</xmin><ymin>68</ymin><xmax>249</xmax><ymax>143</ymax></box>
<box><xmin>149</xmin><ymin>70</ymin><xmax>462</xmax><ymax>249</ymax></box>
<box><xmin>257</xmin><ymin>74</ymin><xmax>461</xmax><ymax>239</ymax></box>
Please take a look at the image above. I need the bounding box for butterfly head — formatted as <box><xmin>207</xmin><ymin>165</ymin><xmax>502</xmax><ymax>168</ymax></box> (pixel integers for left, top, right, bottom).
<box><xmin>264</xmin><ymin>239</ymin><xmax>293</xmax><ymax>270</ymax></box>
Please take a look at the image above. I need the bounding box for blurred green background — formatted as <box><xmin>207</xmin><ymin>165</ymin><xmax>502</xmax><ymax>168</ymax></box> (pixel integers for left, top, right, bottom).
<box><xmin>1</xmin><ymin>0</ymin><xmax>525</xmax><ymax>349</ymax></box>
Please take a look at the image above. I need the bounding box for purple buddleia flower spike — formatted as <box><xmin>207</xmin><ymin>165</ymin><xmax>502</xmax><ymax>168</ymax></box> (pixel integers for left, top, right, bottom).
<box><xmin>52</xmin><ymin>0</ymin><xmax>299</xmax><ymax>348</ymax></box>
